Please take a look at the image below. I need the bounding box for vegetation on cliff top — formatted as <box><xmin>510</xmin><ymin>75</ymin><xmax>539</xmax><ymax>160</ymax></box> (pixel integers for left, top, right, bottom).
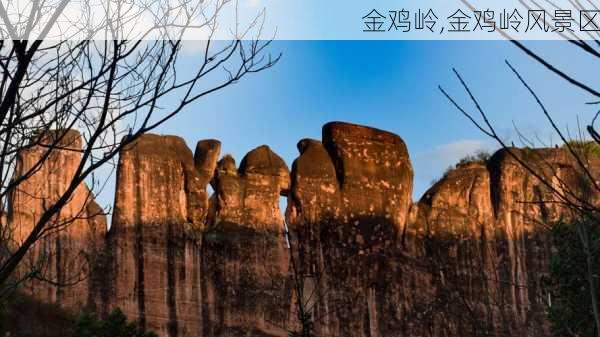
<box><xmin>456</xmin><ymin>150</ymin><xmax>492</xmax><ymax>167</ymax></box>
<box><xmin>563</xmin><ymin>140</ymin><xmax>600</xmax><ymax>157</ymax></box>
<box><xmin>432</xmin><ymin>150</ymin><xmax>492</xmax><ymax>185</ymax></box>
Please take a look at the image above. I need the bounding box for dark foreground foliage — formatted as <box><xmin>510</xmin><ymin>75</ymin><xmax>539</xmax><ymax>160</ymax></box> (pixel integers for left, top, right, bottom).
<box><xmin>547</xmin><ymin>219</ymin><xmax>600</xmax><ymax>337</ymax></box>
<box><xmin>0</xmin><ymin>293</ymin><xmax>156</xmax><ymax>337</ymax></box>
<box><xmin>73</xmin><ymin>308</ymin><xmax>157</xmax><ymax>337</ymax></box>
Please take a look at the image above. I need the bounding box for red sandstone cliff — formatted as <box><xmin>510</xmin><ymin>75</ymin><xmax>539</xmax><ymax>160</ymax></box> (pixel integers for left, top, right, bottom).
<box><xmin>108</xmin><ymin>134</ymin><xmax>214</xmax><ymax>337</ymax></box>
<box><xmin>9</xmin><ymin>130</ymin><xmax>106</xmax><ymax>309</ymax></box>
<box><xmin>9</xmin><ymin>122</ymin><xmax>600</xmax><ymax>337</ymax></box>
<box><xmin>286</xmin><ymin>122</ymin><xmax>414</xmax><ymax>337</ymax></box>
<box><xmin>201</xmin><ymin>145</ymin><xmax>291</xmax><ymax>337</ymax></box>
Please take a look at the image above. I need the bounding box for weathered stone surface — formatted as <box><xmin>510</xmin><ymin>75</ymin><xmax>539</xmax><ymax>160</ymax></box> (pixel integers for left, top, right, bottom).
<box><xmin>322</xmin><ymin>121</ymin><xmax>413</xmax><ymax>231</ymax></box>
<box><xmin>414</xmin><ymin>162</ymin><xmax>493</xmax><ymax>237</ymax></box>
<box><xmin>287</xmin><ymin>138</ymin><xmax>340</xmax><ymax>224</ymax></box>
<box><xmin>286</xmin><ymin>138</ymin><xmax>339</xmax><ymax>300</ymax></box>
<box><xmin>489</xmin><ymin>147</ymin><xmax>600</xmax><ymax>234</ymax></box>
<box><xmin>485</xmin><ymin>147</ymin><xmax>600</xmax><ymax>335</ymax></box>
<box><xmin>209</xmin><ymin>146</ymin><xmax>290</xmax><ymax>230</ymax></box>
<box><xmin>195</xmin><ymin>139</ymin><xmax>221</xmax><ymax>187</ymax></box>
<box><xmin>408</xmin><ymin>162</ymin><xmax>499</xmax><ymax>337</ymax></box>
<box><xmin>403</xmin><ymin>147</ymin><xmax>600</xmax><ymax>337</ymax></box>
<box><xmin>201</xmin><ymin>146</ymin><xmax>291</xmax><ymax>337</ymax></box>
<box><xmin>108</xmin><ymin>134</ymin><xmax>208</xmax><ymax>337</ymax></box>
<box><xmin>112</xmin><ymin>134</ymin><xmax>208</xmax><ymax>229</ymax></box>
<box><xmin>285</xmin><ymin>124</ymin><xmax>600</xmax><ymax>337</ymax></box>
<box><xmin>287</xmin><ymin>122</ymin><xmax>414</xmax><ymax>337</ymax></box>
<box><xmin>9</xmin><ymin>130</ymin><xmax>106</xmax><ymax>309</ymax></box>
<box><xmin>13</xmin><ymin>124</ymin><xmax>600</xmax><ymax>337</ymax></box>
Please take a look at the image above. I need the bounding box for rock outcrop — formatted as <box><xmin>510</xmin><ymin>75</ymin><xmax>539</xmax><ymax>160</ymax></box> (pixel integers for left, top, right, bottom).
<box><xmin>11</xmin><ymin>122</ymin><xmax>600</xmax><ymax>337</ymax></box>
<box><xmin>287</xmin><ymin>122</ymin><xmax>414</xmax><ymax>337</ymax></box>
<box><xmin>401</xmin><ymin>147</ymin><xmax>600</xmax><ymax>337</ymax></box>
<box><xmin>9</xmin><ymin>130</ymin><xmax>106</xmax><ymax>309</ymax></box>
<box><xmin>201</xmin><ymin>145</ymin><xmax>291</xmax><ymax>337</ymax></box>
<box><xmin>206</xmin><ymin>145</ymin><xmax>290</xmax><ymax>229</ymax></box>
<box><xmin>408</xmin><ymin>162</ymin><xmax>501</xmax><ymax>336</ymax></box>
<box><xmin>195</xmin><ymin>139</ymin><xmax>222</xmax><ymax>188</ymax></box>
<box><xmin>108</xmin><ymin>134</ymin><xmax>210</xmax><ymax>337</ymax></box>
<box><xmin>486</xmin><ymin>147</ymin><xmax>600</xmax><ymax>335</ymax></box>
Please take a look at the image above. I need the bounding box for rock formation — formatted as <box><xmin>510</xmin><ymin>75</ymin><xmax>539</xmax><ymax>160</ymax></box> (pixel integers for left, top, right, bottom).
<box><xmin>400</xmin><ymin>146</ymin><xmax>600</xmax><ymax>337</ymax></box>
<box><xmin>10</xmin><ymin>122</ymin><xmax>600</xmax><ymax>337</ymax></box>
<box><xmin>485</xmin><ymin>147</ymin><xmax>600</xmax><ymax>335</ymax></box>
<box><xmin>201</xmin><ymin>145</ymin><xmax>291</xmax><ymax>337</ymax></box>
<box><xmin>195</xmin><ymin>139</ymin><xmax>222</xmax><ymax>189</ymax></box>
<box><xmin>287</xmin><ymin>122</ymin><xmax>414</xmax><ymax>337</ymax></box>
<box><xmin>9</xmin><ymin>130</ymin><xmax>106</xmax><ymax>309</ymax></box>
<box><xmin>408</xmin><ymin>162</ymin><xmax>502</xmax><ymax>336</ymax></box>
<box><xmin>108</xmin><ymin>134</ymin><xmax>212</xmax><ymax>337</ymax></box>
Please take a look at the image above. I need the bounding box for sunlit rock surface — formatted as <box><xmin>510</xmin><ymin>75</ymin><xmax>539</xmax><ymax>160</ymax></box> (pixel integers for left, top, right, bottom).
<box><xmin>108</xmin><ymin>134</ymin><xmax>208</xmax><ymax>337</ymax></box>
<box><xmin>12</xmin><ymin>123</ymin><xmax>600</xmax><ymax>337</ymax></box>
<box><xmin>9</xmin><ymin>130</ymin><xmax>106</xmax><ymax>309</ymax></box>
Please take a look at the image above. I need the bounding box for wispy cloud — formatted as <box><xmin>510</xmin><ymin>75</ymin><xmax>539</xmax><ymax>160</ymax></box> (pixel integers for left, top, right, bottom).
<box><xmin>412</xmin><ymin>139</ymin><xmax>498</xmax><ymax>198</ymax></box>
<box><xmin>430</xmin><ymin>139</ymin><xmax>496</xmax><ymax>168</ymax></box>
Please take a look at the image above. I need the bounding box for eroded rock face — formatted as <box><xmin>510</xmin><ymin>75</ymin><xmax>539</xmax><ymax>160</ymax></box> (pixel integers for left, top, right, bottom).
<box><xmin>13</xmin><ymin>123</ymin><xmax>600</xmax><ymax>337</ymax></box>
<box><xmin>415</xmin><ymin>162</ymin><xmax>493</xmax><ymax>236</ymax></box>
<box><xmin>208</xmin><ymin>146</ymin><xmax>290</xmax><ymax>229</ymax></box>
<box><xmin>201</xmin><ymin>146</ymin><xmax>291</xmax><ymax>337</ymax></box>
<box><xmin>109</xmin><ymin>134</ymin><xmax>210</xmax><ymax>337</ymax></box>
<box><xmin>322</xmin><ymin>121</ymin><xmax>414</xmax><ymax>231</ymax></box>
<box><xmin>287</xmin><ymin>121</ymin><xmax>414</xmax><ymax>337</ymax></box>
<box><xmin>9</xmin><ymin>130</ymin><xmax>106</xmax><ymax>309</ymax></box>
<box><xmin>486</xmin><ymin>147</ymin><xmax>600</xmax><ymax>335</ymax></box>
<box><xmin>285</xmin><ymin>124</ymin><xmax>600</xmax><ymax>337</ymax></box>
<box><xmin>404</xmin><ymin>147</ymin><xmax>600</xmax><ymax>337</ymax></box>
<box><xmin>489</xmin><ymin>147</ymin><xmax>600</xmax><ymax>234</ymax></box>
<box><xmin>195</xmin><ymin>139</ymin><xmax>221</xmax><ymax>187</ymax></box>
<box><xmin>408</xmin><ymin>162</ymin><xmax>499</xmax><ymax>336</ymax></box>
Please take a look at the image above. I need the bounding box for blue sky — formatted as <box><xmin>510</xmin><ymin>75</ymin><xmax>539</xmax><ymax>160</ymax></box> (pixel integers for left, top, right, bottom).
<box><xmin>95</xmin><ymin>40</ymin><xmax>600</xmax><ymax>212</ymax></box>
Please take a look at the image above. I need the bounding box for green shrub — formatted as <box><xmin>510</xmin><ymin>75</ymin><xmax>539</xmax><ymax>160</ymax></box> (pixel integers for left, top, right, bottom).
<box><xmin>563</xmin><ymin>140</ymin><xmax>600</xmax><ymax>157</ymax></box>
<box><xmin>74</xmin><ymin>308</ymin><xmax>158</xmax><ymax>337</ymax></box>
<box><xmin>456</xmin><ymin>150</ymin><xmax>491</xmax><ymax>166</ymax></box>
<box><xmin>436</xmin><ymin>150</ymin><xmax>491</xmax><ymax>181</ymax></box>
